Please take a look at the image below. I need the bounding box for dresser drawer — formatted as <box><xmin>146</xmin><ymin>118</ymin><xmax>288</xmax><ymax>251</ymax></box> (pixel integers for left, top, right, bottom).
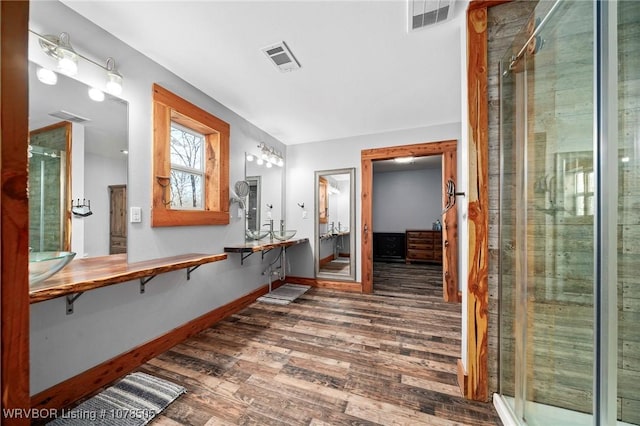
<box><xmin>407</xmin><ymin>249</ymin><xmax>430</xmax><ymax>260</ymax></box>
<box><xmin>407</xmin><ymin>242</ymin><xmax>433</xmax><ymax>251</ymax></box>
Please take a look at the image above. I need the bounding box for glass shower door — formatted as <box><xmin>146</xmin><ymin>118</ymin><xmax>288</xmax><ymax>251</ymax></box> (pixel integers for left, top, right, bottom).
<box><xmin>499</xmin><ymin>1</ymin><xmax>596</xmax><ymax>424</ymax></box>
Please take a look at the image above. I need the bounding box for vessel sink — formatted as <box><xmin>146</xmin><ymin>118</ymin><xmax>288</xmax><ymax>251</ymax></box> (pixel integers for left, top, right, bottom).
<box><xmin>29</xmin><ymin>251</ymin><xmax>76</xmax><ymax>285</ymax></box>
<box><xmin>245</xmin><ymin>229</ymin><xmax>270</xmax><ymax>241</ymax></box>
<box><xmin>272</xmin><ymin>230</ymin><xmax>297</xmax><ymax>241</ymax></box>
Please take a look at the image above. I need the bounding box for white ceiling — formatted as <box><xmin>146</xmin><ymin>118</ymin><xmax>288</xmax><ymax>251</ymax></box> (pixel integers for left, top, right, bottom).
<box><xmin>62</xmin><ymin>0</ymin><xmax>465</xmax><ymax>145</ymax></box>
<box><xmin>29</xmin><ymin>62</ymin><xmax>129</xmax><ymax>158</ymax></box>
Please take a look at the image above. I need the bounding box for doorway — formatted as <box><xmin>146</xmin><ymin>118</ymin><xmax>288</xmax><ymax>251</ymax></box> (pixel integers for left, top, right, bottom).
<box><xmin>109</xmin><ymin>184</ymin><xmax>127</xmax><ymax>254</ymax></box>
<box><xmin>361</xmin><ymin>140</ymin><xmax>459</xmax><ymax>301</ymax></box>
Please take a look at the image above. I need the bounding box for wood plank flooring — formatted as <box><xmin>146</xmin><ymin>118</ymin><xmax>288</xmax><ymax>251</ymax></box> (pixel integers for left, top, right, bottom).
<box><xmin>139</xmin><ymin>262</ymin><xmax>501</xmax><ymax>425</ymax></box>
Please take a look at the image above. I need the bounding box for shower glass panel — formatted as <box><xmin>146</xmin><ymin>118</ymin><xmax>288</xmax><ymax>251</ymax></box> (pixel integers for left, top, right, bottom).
<box><xmin>499</xmin><ymin>1</ymin><xmax>596</xmax><ymax>424</ymax></box>
<box><xmin>617</xmin><ymin>2</ymin><xmax>640</xmax><ymax>424</ymax></box>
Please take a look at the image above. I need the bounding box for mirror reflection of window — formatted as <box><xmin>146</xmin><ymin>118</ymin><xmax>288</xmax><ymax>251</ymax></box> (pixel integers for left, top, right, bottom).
<box><xmin>558</xmin><ymin>153</ymin><xmax>594</xmax><ymax>217</ymax></box>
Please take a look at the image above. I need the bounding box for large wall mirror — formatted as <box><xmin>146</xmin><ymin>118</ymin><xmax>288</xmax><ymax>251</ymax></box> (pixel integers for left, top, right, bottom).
<box><xmin>28</xmin><ymin>61</ymin><xmax>128</xmax><ymax>258</ymax></box>
<box><xmin>244</xmin><ymin>150</ymin><xmax>283</xmax><ymax>238</ymax></box>
<box><xmin>315</xmin><ymin>168</ymin><xmax>355</xmax><ymax>281</ymax></box>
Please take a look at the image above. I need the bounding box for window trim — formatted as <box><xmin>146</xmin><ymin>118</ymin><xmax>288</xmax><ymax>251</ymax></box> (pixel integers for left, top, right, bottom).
<box><xmin>152</xmin><ymin>84</ymin><xmax>230</xmax><ymax>227</ymax></box>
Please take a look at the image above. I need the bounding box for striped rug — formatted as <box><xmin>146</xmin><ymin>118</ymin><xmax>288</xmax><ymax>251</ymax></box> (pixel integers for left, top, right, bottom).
<box><xmin>47</xmin><ymin>372</ymin><xmax>186</xmax><ymax>425</ymax></box>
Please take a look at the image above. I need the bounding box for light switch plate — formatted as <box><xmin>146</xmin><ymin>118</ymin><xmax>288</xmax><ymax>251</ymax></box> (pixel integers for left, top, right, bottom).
<box><xmin>130</xmin><ymin>206</ymin><xmax>142</xmax><ymax>223</ymax></box>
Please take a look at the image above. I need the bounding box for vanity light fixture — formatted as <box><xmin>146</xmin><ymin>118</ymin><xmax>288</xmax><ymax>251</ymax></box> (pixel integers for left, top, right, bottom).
<box><xmin>247</xmin><ymin>143</ymin><xmax>285</xmax><ymax>168</ymax></box>
<box><xmin>37</xmin><ymin>31</ymin><xmax>78</xmax><ymax>76</ymax></box>
<box><xmin>105</xmin><ymin>58</ymin><xmax>123</xmax><ymax>96</ymax></box>
<box><xmin>36</xmin><ymin>66</ymin><xmax>57</xmax><ymax>85</ymax></box>
<box><xmin>30</xmin><ymin>29</ymin><xmax>124</xmax><ymax>96</ymax></box>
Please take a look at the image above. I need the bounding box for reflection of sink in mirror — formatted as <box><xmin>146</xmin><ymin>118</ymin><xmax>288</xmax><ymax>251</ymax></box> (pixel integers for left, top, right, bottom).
<box><xmin>29</xmin><ymin>251</ymin><xmax>76</xmax><ymax>285</ymax></box>
<box><xmin>245</xmin><ymin>229</ymin><xmax>270</xmax><ymax>241</ymax></box>
<box><xmin>272</xmin><ymin>230</ymin><xmax>297</xmax><ymax>241</ymax></box>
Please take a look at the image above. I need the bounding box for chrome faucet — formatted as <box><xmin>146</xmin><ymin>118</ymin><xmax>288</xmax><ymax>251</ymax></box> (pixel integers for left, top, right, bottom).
<box><xmin>337</xmin><ymin>221</ymin><xmax>341</xmax><ymax>232</ymax></box>
<box><xmin>263</xmin><ymin>219</ymin><xmax>274</xmax><ymax>241</ymax></box>
<box><xmin>330</xmin><ymin>221</ymin><xmax>335</xmax><ymax>234</ymax></box>
<box><xmin>280</xmin><ymin>219</ymin><xmax>285</xmax><ymax>233</ymax></box>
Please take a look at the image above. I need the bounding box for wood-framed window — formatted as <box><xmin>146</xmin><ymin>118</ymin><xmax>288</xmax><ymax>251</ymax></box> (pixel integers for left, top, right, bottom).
<box><xmin>152</xmin><ymin>84</ymin><xmax>229</xmax><ymax>226</ymax></box>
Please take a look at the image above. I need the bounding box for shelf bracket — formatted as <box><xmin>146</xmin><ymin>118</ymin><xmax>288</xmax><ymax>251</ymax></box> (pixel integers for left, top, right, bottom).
<box><xmin>261</xmin><ymin>248</ymin><xmax>272</xmax><ymax>261</ymax></box>
<box><xmin>186</xmin><ymin>264</ymin><xmax>201</xmax><ymax>280</ymax></box>
<box><xmin>240</xmin><ymin>252</ymin><xmax>253</xmax><ymax>265</ymax></box>
<box><xmin>139</xmin><ymin>275</ymin><xmax>156</xmax><ymax>294</ymax></box>
<box><xmin>66</xmin><ymin>292</ymin><xmax>83</xmax><ymax>315</ymax></box>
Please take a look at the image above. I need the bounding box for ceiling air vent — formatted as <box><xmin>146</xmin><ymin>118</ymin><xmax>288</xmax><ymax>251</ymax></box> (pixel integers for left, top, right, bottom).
<box><xmin>49</xmin><ymin>110</ymin><xmax>90</xmax><ymax>123</ymax></box>
<box><xmin>409</xmin><ymin>0</ymin><xmax>455</xmax><ymax>31</ymax></box>
<box><xmin>261</xmin><ymin>41</ymin><xmax>301</xmax><ymax>72</ymax></box>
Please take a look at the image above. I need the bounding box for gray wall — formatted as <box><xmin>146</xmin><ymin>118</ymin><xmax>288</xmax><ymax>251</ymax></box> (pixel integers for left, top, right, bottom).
<box><xmin>29</xmin><ymin>1</ymin><xmax>286</xmax><ymax>394</ymax></box>
<box><xmin>372</xmin><ymin>168</ymin><xmax>442</xmax><ymax>233</ymax></box>
<box><xmin>83</xmin><ymin>152</ymin><xmax>127</xmax><ymax>257</ymax></box>
<box><xmin>285</xmin><ymin>123</ymin><xmax>462</xmax><ymax>279</ymax></box>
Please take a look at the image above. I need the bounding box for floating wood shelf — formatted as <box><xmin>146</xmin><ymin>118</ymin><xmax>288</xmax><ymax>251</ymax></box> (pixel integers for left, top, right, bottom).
<box><xmin>29</xmin><ymin>253</ymin><xmax>228</xmax><ymax>313</ymax></box>
<box><xmin>224</xmin><ymin>237</ymin><xmax>309</xmax><ymax>265</ymax></box>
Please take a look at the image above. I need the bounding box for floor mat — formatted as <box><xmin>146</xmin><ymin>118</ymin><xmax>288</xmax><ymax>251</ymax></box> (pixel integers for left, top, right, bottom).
<box><xmin>47</xmin><ymin>372</ymin><xmax>186</xmax><ymax>425</ymax></box>
<box><xmin>257</xmin><ymin>283</ymin><xmax>311</xmax><ymax>305</ymax></box>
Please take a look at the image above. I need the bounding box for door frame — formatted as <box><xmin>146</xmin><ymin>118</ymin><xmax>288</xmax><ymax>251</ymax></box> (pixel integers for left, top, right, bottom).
<box><xmin>1</xmin><ymin>1</ymin><xmax>31</xmax><ymax>423</ymax></box>
<box><xmin>361</xmin><ymin>140</ymin><xmax>459</xmax><ymax>301</ymax></box>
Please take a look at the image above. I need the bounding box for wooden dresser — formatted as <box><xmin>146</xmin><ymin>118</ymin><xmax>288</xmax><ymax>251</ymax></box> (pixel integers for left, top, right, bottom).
<box><xmin>405</xmin><ymin>230</ymin><xmax>442</xmax><ymax>264</ymax></box>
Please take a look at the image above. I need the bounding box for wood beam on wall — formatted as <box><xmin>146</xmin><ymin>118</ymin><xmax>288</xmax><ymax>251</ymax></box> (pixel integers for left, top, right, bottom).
<box><xmin>1</xmin><ymin>0</ymin><xmax>30</xmax><ymax>423</ymax></box>
<box><xmin>464</xmin><ymin>2</ymin><xmax>491</xmax><ymax>402</ymax></box>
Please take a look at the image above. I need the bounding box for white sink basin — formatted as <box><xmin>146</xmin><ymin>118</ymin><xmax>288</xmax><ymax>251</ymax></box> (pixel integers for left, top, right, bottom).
<box><xmin>29</xmin><ymin>251</ymin><xmax>76</xmax><ymax>285</ymax></box>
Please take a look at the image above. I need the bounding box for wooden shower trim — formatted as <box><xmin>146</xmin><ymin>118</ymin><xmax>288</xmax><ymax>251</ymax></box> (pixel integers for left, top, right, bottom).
<box><xmin>1</xmin><ymin>1</ymin><xmax>30</xmax><ymax>424</ymax></box>
<box><xmin>463</xmin><ymin>0</ymin><xmax>511</xmax><ymax>402</ymax></box>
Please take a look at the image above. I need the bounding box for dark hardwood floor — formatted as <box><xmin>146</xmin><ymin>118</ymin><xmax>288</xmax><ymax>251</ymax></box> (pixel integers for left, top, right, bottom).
<box><xmin>141</xmin><ymin>262</ymin><xmax>501</xmax><ymax>425</ymax></box>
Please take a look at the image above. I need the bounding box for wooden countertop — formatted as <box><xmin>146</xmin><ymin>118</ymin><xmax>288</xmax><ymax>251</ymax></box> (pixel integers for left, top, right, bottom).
<box><xmin>224</xmin><ymin>237</ymin><xmax>309</xmax><ymax>253</ymax></box>
<box><xmin>29</xmin><ymin>252</ymin><xmax>227</xmax><ymax>304</ymax></box>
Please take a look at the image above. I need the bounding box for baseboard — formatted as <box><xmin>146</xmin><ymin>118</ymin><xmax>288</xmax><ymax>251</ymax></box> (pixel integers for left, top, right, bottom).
<box><xmin>319</xmin><ymin>254</ymin><xmax>334</xmax><ymax>267</ymax></box>
<box><xmin>286</xmin><ymin>276</ymin><xmax>362</xmax><ymax>292</ymax></box>
<box><xmin>457</xmin><ymin>358</ymin><xmax>468</xmax><ymax>397</ymax></box>
<box><xmin>30</xmin><ymin>279</ymin><xmax>285</xmax><ymax>412</ymax></box>
<box><xmin>338</xmin><ymin>252</ymin><xmax>350</xmax><ymax>258</ymax></box>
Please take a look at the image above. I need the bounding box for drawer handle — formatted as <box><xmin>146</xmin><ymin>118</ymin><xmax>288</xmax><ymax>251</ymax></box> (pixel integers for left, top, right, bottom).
<box><xmin>444</xmin><ymin>240</ymin><xmax>449</xmax><ymax>247</ymax></box>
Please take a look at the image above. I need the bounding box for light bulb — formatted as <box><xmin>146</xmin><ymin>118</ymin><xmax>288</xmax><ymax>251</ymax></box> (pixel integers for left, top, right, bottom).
<box><xmin>266</xmin><ymin>162</ymin><xmax>273</xmax><ymax>168</ymax></box>
<box><xmin>36</xmin><ymin>67</ymin><xmax>57</xmax><ymax>85</ymax></box>
<box><xmin>88</xmin><ymin>87</ymin><xmax>105</xmax><ymax>102</ymax></box>
<box><xmin>256</xmin><ymin>158</ymin><xmax>264</xmax><ymax>165</ymax></box>
<box><xmin>106</xmin><ymin>70</ymin><xmax>123</xmax><ymax>95</ymax></box>
<box><xmin>277</xmin><ymin>158</ymin><xmax>284</xmax><ymax>167</ymax></box>
<box><xmin>246</xmin><ymin>153</ymin><xmax>255</xmax><ymax>162</ymax></box>
<box><xmin>57</xmin><ymin>47</ymin><xmax>78</xmax><ymax>76</ymax></box>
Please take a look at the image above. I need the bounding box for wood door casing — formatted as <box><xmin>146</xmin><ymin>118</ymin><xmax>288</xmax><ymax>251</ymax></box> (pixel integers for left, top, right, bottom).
<box><xmin>109</xmin><ymin>185</ymin><xmax>127</xmax><ymax>254</ymax></box>
<box><xmin>361</xmin><ymin>140</ymin><xmax>459</xmax><ymax>302</ymax></box>
<box><xmin>442</xmin><ymin>149</ymin><xmax>459</xmax><ymax>302</ymax></box>
<box><xmin>1</xmin><ymin>1</ymin><xmax>31</xmax><ymax>423</ymax></box>
<box><xmin>318</xmin><ymin>176</ymin><xmax>328</xmax><ymax>224</ymax></box>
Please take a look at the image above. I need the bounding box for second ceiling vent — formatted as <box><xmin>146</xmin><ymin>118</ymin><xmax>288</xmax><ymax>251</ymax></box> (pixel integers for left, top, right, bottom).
<box><xmin>409</xmin><ymin>0</ymin><xmax>455</xmax><ymax>31</ymax></box>
<box><xmin>261</xmin><ymin>41</ymin><xmax>301</xmax><ymax>72</ymax></box>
